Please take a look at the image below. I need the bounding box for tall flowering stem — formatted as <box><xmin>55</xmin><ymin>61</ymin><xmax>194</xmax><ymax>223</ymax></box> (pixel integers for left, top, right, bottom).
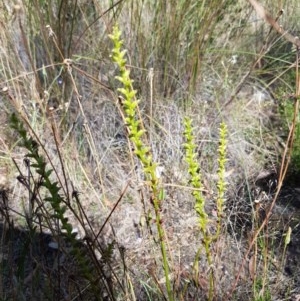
<box><xmin>183</xmin><ymin>117</ymin><xmax>207</xmax><ymax>231</ymax></box>
<box><xmin>109</xmin><ymin>25</ymin><xmax>173</xmax><ymax>301</ymax></box>
<box><xmin>183</xmin><ymin>118</ymin><xmax>227</xmax><ymax>301</ymax></box>
<box><xmin>215</xmin><ymin>122</ymin><xmax>228</xmax><ymax>238</ymax></box>
<box><xmin>183</xmin><ymin>117</ymin><xmax>213</xmax><ymax>299</ymax></box>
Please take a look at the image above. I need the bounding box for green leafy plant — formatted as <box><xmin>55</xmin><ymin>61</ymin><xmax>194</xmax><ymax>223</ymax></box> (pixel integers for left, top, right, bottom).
<box><xmin>9</xmin><ymin>112</ymin><xmax>123</xmax><ymax>300</ymax></box>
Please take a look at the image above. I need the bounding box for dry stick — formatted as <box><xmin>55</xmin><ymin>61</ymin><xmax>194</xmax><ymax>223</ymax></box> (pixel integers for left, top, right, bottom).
<box><xmin>223</xmin><ymin>54</ymin><xmax>263</xmax><ymax>108</ymax></box>
<box><xmin>224</xmin><ymin>0</ymin><xmax>300</xmax><ymax>109</ymax></box>
<box><xmin>73</xmin><ymin>0</ymin><xmax>126</xmax><ymax>52</ymax></box>
<box><xmin>248</xmin><ymin>0</ymin><xmax>300</xmax><ymax>48</ymax></box>
<box><xmin>72</xmin><ymin>184</ymin><xmax>129</xmax><ymax>297</ymax></box>
<box><xmin>45</xmin><ymin>26</ymin><xmax>113</xmax><ymax>209</ymax></box>
<box><xmin>63</xmin><ymin>59</ymin><xmax>108</xmax><ymax>208</ymax></box>
<box><xmin>226</xmin><ymin>94</ymin><xmax>299</xmax><ymax>301</ymax></box>
<box><xmin>246</xmin><ymin>0</ymin><xmax>300</xmax><ymax>189</ymax></box>
<box><xmin>223</xmin><ymin>20</ymin><xmax>276</xmax><ymax>108</ymax></box>
<box><xmin>148</xmin><ymin>67</ymin><xmax>154</xmax><ymax>144</ymax></box>
<box><xmin>72</xmin><ymin>65</ymin><xmax>113</xmax><ymax>92</ymax></box>
<box><xmin>18</xmin><ymin>15</ymin><xmax>43</xmax><ymax>95</ymax></box>
<box><xmin>5</xmin><ymin>90</ymin><xmax>70</xmax><ymax>198</ymax></box>
<box><xmin>0</xmin><ymin>63</ymin><xmax>62</xmax><ymax>86</ymax></box>
<box><xmin>51</xmin><ymin>118</ymin><xmax>71</xmax><ymax>204</ymax></box>
<box><xmin>225</xmin><ymin>26</ymin><xmax>300</xmax><ymax>301</ymax></box>
<box><xmin>95</xmin><ymin>182</ymin><xmax>130</xmax><ymax>242</ymax></box>
<box><xmin>224</xmin><ymin>18</ymin><xmax>277</xmax><ymax>108</ymax></box>
<box><xmin>263</xmin><ymin>58</ymin><xmax>300</xmax><ymax>91</ymax></box>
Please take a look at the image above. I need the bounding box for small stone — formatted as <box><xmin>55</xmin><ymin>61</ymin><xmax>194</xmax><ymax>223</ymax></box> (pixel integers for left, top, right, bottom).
<box><xmin>48</xmin><ymin>241</ymin><xmax>59</xmax><ymax>249</ymax></box>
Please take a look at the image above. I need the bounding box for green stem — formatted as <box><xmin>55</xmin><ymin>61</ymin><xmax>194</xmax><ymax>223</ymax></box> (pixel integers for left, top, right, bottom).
<box><xmin>109</xmin><ymin>25</ymin><xmax>173</xmax><ymax>301</ymax></box>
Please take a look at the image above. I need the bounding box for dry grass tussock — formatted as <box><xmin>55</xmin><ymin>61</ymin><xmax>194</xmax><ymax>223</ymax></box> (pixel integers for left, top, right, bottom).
<box><xmin>0</xmin><ymin>0</ymin><xmax>300</xmax><ymax>300</ymax></box>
